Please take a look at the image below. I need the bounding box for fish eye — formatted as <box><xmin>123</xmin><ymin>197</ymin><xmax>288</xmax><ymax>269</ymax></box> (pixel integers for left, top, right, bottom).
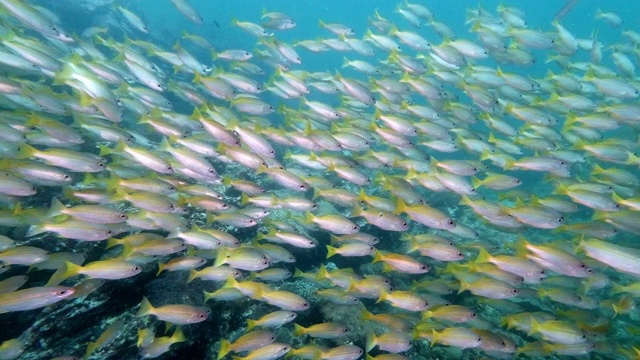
<box><xmin>402</xmin><ymin>222</ymin><xmax>407</xmax><ymax>227</ymax></box>
<box><xmin>457</xmin><ymin>252</ymin><xmax>463</xmax><ymax>257</ymax></box>
<box><xmin>471</xmin><ymin>312</ymin><xmax>477</xmax><ymax>317</ymax></box>
<box><xmin>133</xmin><ymin>266</ymin><xmax>141</xmax><ymax>271</ymax></box>
<box><xmin>169</xmin><ymin>204</ymin><xmax>175</xmax><ymax>210</ymax></box>
<box><xmin>120</xmin><ymin>214</ymin><xmax>128</xmax><ymax>219</ymax></box>
<box><xmin>106</xmin><ymin>230</ymin><xmax>113</xmax><ymax>235</ymax></box>
<box><xmin>57</xmin><ymin>290</ymin><xmax>69</xmax><ymax>295</ymax></box>
<box><xmin>199</xmin><ymin>313</ymin><xmax>206</xmax><ymax>318</ymax></box>
<box><xmin>352</xmin><ymin>225</ymin><xmax>358</xmax><ymax>230</ymax></box>
<box><xmin>420</xmin><ymin>265</ymin><xmax>427</xmax><ymax>270</ymax></box>
<box><xmin>63</xmin><ymin>175</ymin><xmax>70</xmax><ymax>179</ymax></box>
<box><xmin>512</xmin><ymin>288</ymin><xmax>518</xmax><ymax>293</ymax></box>
<box><xmin>98</xmin><ymin>163</ymin><xmax>105</xmax><ymax>168</ymax></box>
<box><xmin>447</xmin><ymin>220</ymin><xmax>454</xmax><ymax>225</ymax></box>
<box><xmin>167</xmin><ymin>166</ymin><xmax>173</xmax><ymax>171</ymax></box>
<box><xmin>557</xmin><ymin>217</ymin><xmax>563</xmax><ymax>223</ymax></box>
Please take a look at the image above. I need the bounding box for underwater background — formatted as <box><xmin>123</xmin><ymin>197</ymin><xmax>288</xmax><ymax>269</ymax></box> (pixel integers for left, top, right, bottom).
<box><xmin>0</xmin><ymin>0</ymin><xmax>639</xmax><ymax>359</ymax></box>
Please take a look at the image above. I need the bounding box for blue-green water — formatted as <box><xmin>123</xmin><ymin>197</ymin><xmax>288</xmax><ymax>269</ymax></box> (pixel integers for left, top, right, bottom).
<box><xmin>0</xmin><ymin>0</ymin><xmax>639</xmax><ymax>359</ymax></box>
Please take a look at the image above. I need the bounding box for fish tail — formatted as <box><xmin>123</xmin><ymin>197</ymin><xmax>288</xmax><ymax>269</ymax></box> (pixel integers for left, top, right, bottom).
<box><xmin>240</xmin><ymin>193</ymin><xmax>250</xmax><ymax>206</ymax></box>
<box><xmin>84</xmin><ymin>340</ymin><xmax>97</xmax><ymax>359</ymax></box>
<box><xmin>528</xmin><ymin>316</ymin><xmax>541</xmax><ymax>336</ymax></box>
<box><xmin>217</xmin><ymin>339</ymin><xmax>230</xmax><ymax>360</ymax></box>
<box><xmin>213</xmin><ymin>248</ymin><xmax>229</xmax><ymax>268</ymax></box>
<box><xmin>172</xmin><ymin>327</ymin><xmax>186</xmax><ymax>342</ymax></box>
<box><xmin>47</xmin><ymin>197</ymin><xmax>65</xmax><ymax>218</ymax></box>
<box><xmin>471</xmin><ymin>176</ymin><xmax>482</xmax><ymax>189</ymax></box>
<box><xmin>372</xmin><ymin>249</ymin><xmax>383</xmax><ymax>264</ymax></box>
<box><xmin>394</xmin><ymin>198</ymin><xmax>407</xmax><ymax>215</ymax></box>
<box><xmin>514</xmin><ymin>237</ymin><xmax>529</xmax><ymax>257</ymax></box>
<box><xmin>610</xmin><ymin>282</ymin><xmax>625</xmax><ymax>295</ymax></box>
<box><xmin>457</xmin><ymin>278</ymin><xmax>470</xmax><ymax>294</ymax></box>
<box><xmin>359</xmin><ymin>307</ymin><xmax>373</xmax><ymax>321</ymax></box>
<box><xmin>156</xmin><ymin>263</ymin><xmax>165</xmax><ymax>276</ymax></box>
<box><xmin>365</xmin><ymin>332</ymin><xmax>376</xmax><ymax>352</ymax></box>
<box><xmin>15</xmin><ymin>143</ymin><xmax>37</xmax><ymax>160</ymax></box>
<box><xmin>26</xmin><ymin>224</ymin><xmax>45</xmax><ymax>238</ymax></box>
<box><xmin>202</xmin><ymin>290</ymin><xmax>213</xmax><ymax>303</ymax></box>
<box><xmin>326</xmin><ymin>245</ymin><xmax>337</xmax><ymax>259</ymax></box>
<box><xmin>475</xmin><ymin>248</ymin><xmax>492</xmax><ymax>263</ymax></box>
<box><xmin>375</xmin><ymin>290</ymin><xmax>388</xmax><ymax>304</ymax></box>
<box><xmin>47</xmin><ymin>261</ymin><xmax>80</xmax><ymax>286</ymax></box>
<box><xmin>292</xmin><ymin>323</ymin><xmax>304</xmax><ymax>336</ymax></box>
<box><xmin>315</xmin><ymin>264</ymin><xmax>329</xmax><ymax>281</ymax></box>
<box><xmin>303</xmin><ymin>211</ymin><xmax>314</xmax><ymax>225</ymax></box>
<box><xmin>430</xmin><ymin>329</ymin><xmax>439</xmax><ymax>347</ymax></box>
<box><xmin>222</xmin><ymin>273</ymin><xmax>239</xmax><ymax>289</ymax></box>
<box><xmin>136</xmin><ymin>296</ymin><xmax>153</xmax><ymax>318</ymax></box>
<box><xmin>98</xmin><ymin>144</ymin><xmax>113</xmax><ymax>157</ymax></box>
<box><xmin>186</xmin><ymin>269</ymin><xmax>198</xmax><ymax>283</ymax></box>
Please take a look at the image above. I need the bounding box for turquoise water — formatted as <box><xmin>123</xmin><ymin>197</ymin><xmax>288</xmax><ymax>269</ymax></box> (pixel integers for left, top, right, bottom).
<box><xmin>0</xmin><ymin>0</ymin><xmax>639</xmax><ymax>359</ymax></box>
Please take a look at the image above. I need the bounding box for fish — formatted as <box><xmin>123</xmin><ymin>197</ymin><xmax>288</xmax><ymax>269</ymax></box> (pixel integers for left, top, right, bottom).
<box><xmin>2</xmin><ymin>0</ymin><xmax>640</xmax><ymax>359</ymax></box>
<box><xmin>218</xmin><ymin>331</ymin><xmax>276</xmax><ymax>360</ymax></box>
<box><xmin>430</xmin><ymin>327</ymin><xmax>482</xmax><ymax>349</ymax></box>
<box><xmin>366</xmin><ymin>332</ymin><xmax>412</xmax><ymax>353</ymax></box>
<box><xmin>230</xmin><ymin>343</ymin><xmax>290</xmax><ymax>360</ymax></box>
<box><xmin>318</xmin><ymin>345</ymin><xmax>363</xmax><ymax>360</ymax></box>
<box><xmin>139</xmin><ymin>327</ymin><xmax>186</xmax><ymax>359</ymax></box>
<box><xmin>118</xmin><ymin>6</ymin><xmax>148</xmax><ymax>33</ymax></box>
<box><xmin>84</xmin><ymin>320</ymin><xmax>124</xmax><ymax>359</ymax></box>
<box><xmin>372</xmin><ymin>250</ymin><xmax>429</xmax><ymax>274</ymax></box>
<box><xmin>47</xmin><ymin>259</ymin><xmax>142</xmax><ymax>284</ymax></box>
<box><xmin>170</xmin><ymin>0</ymin><xmax>203</xmax><ymax>24</ymax></box>
<box><xmin>377</xmin><ymin>290</ymin><xmax>428</xmax><ymax>311</ymax></box>
<box><xmin>529</xmin><ymin>318</ymin><xmax>586</xmax><ymax>345</ymax></box>
<box><xmin>246</xmin><ymin>311</ymin><xmax>297</xmax><ymax>330</ymax></box>
<box><xmin>0</xmin><ymin>286</ymin><xmax>74</xmax><ymax>313</ymax></box>
<box><xmin>136</xmin><ymin>296</ymin><xmax>210</xmax><ymax>325</ymax></box>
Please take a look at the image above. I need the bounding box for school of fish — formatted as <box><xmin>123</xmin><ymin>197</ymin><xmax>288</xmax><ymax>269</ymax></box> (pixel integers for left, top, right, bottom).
<box><xmin>0</xmin><ymin>0</ymin><xmax>640</xmax><ymax>359</ymax></box>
